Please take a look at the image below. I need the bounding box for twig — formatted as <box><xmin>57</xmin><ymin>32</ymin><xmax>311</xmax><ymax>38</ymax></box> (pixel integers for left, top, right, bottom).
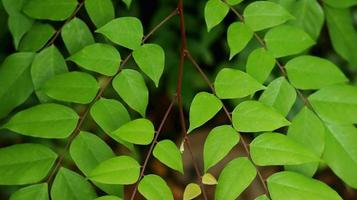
<box><xmin>176</xmin><ymin>0</ymin><xmax>209</xmax><ymax>199</ymax></box>
<box><xmin>129</xmin><ymin>96</ymin><xmax>177</xmax><ymax>200</ymax></box>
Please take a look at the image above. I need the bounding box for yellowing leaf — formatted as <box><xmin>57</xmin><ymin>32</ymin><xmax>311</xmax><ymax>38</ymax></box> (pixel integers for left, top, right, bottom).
<box><xmin>183</xmin><ymin>183</ymin><xmax>201</xmax><ymax>200</ymax></box>
<box><xmin>202</xmin><ymin>173</ymin><xmax>217</xmax><ymax>185</ymax></box>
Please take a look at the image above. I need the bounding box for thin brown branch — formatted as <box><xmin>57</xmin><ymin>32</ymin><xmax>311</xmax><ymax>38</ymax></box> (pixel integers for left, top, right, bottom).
<box><xmin>185</xmin><ymin>49</ymin><xmax>270</xmax><ymax>198</ymax></box>
<box><xmin>129</xmin><ymin>96</ymin><xmax>177</xmax><ymax>200</ymax></box>
<box><xmin>44</xmin><ymin>9</ymin><xmax>178</xmax><ymax>187</ymax></box>
<box><xmin>176</xmin><ymin>1</ymin><xmax>209</xmax><ymax>199</ymax></box>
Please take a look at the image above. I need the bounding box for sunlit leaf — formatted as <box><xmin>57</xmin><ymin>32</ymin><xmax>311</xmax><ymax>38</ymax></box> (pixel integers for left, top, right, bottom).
<box><xmin>215</xmin><ymin>157</ymin><xmax>256</xmax><ymax>200</ymax></box>
<box><xmin>188</xmin><ymin>92</ymin><xmax>222</xmax><ymax>133</ymax></box>
<box><xmin>3</xmin><ymin>103</ymin><xmax>79</xmax><ymax>138</ymax></box>
<box><xmin>138</xmin><ymin>174</ymin><xmax>174</xmax><ymax>200</ymax></box>
<box><xmin>96</xmin><ymin>17</ymin><xmax>143</xmax><ymax>50</ymax></box>
<box><xmin>203</xmin><ymin>125</ymin><xmax>239</xmax><ymax>172</ymax></box>
<box><xmin>68</xmin><ymin>43</ymin><xmax>121</xmax><ymax>76</ymax></box>
<box><xmin>232</xmin><ymin>100</ymin><xmax>290</xmax><ymax>132</ymax></box>
<box><xmin>250</xmin><ymin>132</ymin><xmax>319</xmax><ymax>166</ymax></box>
<box><xmin>89</xmin><ymin>156</ymin><xmax>140</xmax><ymax>185</ymax></box>
<box><xmin>112</xmin><ymin>69</ymin><xmax>148</xmax><ymax>116</ymax></box>
<box><xmin>0</xmin><ymin>144</ymin><xmax>57</xmax><ymax>185</ymax></box>
<box><xmin>43</xmin><ymin>72</ymin><xmax>99</xmax><ymax>104</ymax></box>
<box><xmin>153</xmin><ymin>140</ymin><xmax>183</xmax><ymax>173</ymax></box>
<box><xmin>215</xmin><ymin>68</ymin><xmax>265</xmax><ymax>99</ymax></box>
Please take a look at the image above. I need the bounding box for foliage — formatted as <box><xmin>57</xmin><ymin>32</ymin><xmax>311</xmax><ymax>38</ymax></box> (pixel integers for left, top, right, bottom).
<box><xmin>0</xmin><ymin>0</ymin><xmax>356</xmax><ymax>199</ymax></box>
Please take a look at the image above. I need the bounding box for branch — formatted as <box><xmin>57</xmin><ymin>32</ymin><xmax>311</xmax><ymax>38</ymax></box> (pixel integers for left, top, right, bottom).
<box><xmin>44</xmin><ymin>9</ymin><xmax>178</xmax><ymax>186</ymax></box>
<box><xmin>129</xmin><ymin>95</ymin><xmax>177</xmax><ymax>200</ymax></box>
<box><xmin>185</xmin><ymin>50</ymin><xmax>271</xmax><ymax>198</ymax></box>
<box><xmin>175</xmin><ymin>1</ymin><xmax>209</xmax><ymax>199</ymax></box>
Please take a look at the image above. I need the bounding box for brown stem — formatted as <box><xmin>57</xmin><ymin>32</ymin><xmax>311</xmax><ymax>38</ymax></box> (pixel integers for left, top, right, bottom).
<box><xmin>176</xmin><ymin>1</ymin><xmax>209</xmax><ymax>199</ymax></box>
<box><xmin>185</xmin><ymin>49</ymin><xmax>271</xmax><ymax>198</ymax></box>
<box><xmin>44</xmin><ymin>9</ymin><xmax>178</xmax><ymax>187</ymax></box>
<box><xmin>129</xmin><ymin>96</ymin><xmax>177</xmax><ymax>200</ymax></box>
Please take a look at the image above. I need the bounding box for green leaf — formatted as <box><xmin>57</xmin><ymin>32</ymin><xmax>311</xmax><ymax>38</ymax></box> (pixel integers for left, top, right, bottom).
<box><xmin>90</xmin><ymin>98</ymin><xmax>133</xmax><ymax>151</ymax></box>
<box><xmin>95</xmin><ymin>196</ymin><xmax>122</xmax><ymax>200</ymax></box>
<box><xmin>265</xmin><ymin>25</ymin><xmax>315</xmax><ymax>58</ymax></box>
<box><xmin>268</xmin><ymin>171</ymin><xmax>342</xmax><ymax>200</ymax></box>
<box><xmin>255</xmin><ymin>195</ymin><xmax>269</xmax><ymax>200</ymax></box>
<box><xmin>112</xmin><ymin>69</ymin><xmax>148</xmax><ymax>116</ymax></box>
<box><xmin>44</xmin><ymin>71</ymin><xmax>99</xmax><ymax>104</ymax></box>
<box><xmin>202</xmin><ymin>173</ymin><xmax>217</xmax><ymax>185</ymax></box>
<box><xmin>70</xmin><ymin>131</ymin><xmax>115</xmax><ymax>175</ymax></box>
<box><xmin>85</xmin><ymin>0</ymin><xmax>114</xmax><ymax>28</ymax></box>
<box><xmin>69</xmin><ymin>43</ymin><xmax>120</xmax><ymax>76</ymax></box>
<box><xmin>153</xmin><ymin>140</ymin><xmax>183</xmax><ymax>173</ymax></box>
<box><xmin>323</xmin><ymin>124</ymin><xmax>357</xmax><ymax>188</ymax></box>
<box><xmin>250</xmin><ymin>132</ymin><xmax>319</xmax><ymax>166</ymax></box>
<box><xmin>23</xmin><ymin>0</ymin><xmax>77</xmax><ymax>21</ymax></box>
<box><xmin>227</xmin><ymin>22</ymin><xmax>253</xmax><ymax>59</ymax></box>
<box><xmin>138</xmin><ymin>174</ymin><xmax>174</xmax><ymax>200</ymax></box>
<box><xmin>259</xmin><ymin>77</ymin><xmax>296</xmax><ymax>116</ymax></box>
<box><xmin>90</xmin><ymin>98</ymin><xmax>130</xmax><ymax>133</ymax></box>
<box><xmin>225</xmin><ymin>0</ymin><xmax>243</xmax><ymax>6</ymax></box>
<box><xmin>232</xmin><ymin>100</ymin><xmax>290</xmax><ymax>132</ymax></box>
<box><xmin>323</xmin><ymin>0</ymin><xmax>357</xmax><ymax>8</ymax></box>
<box><xmin>203</xmin><ymin>125</ymin><xmax>240</xmax><ymax>172</ymax></box>
<box><xmin>111</xmin><ymin>118</ymin><xmax>155</xmax><ymax>145</ymax></box>
<box><xmin>18</xmin><ymin>22</ymin><xmax>55</xmax><ymax>52</ymax></box>
<box><xmin>246</xmin><ymin>48</ymin><xmax>275</xmax><ymax>83</ymax></box>
<box><xmin>70</xmin><ymin>132</ymin><xmax>124</xmax><ymax>196</ymax></box>
<box><xmin>286</xmin><ymin>56</ymin><xmax>347</xmax><ymax>89</ymax></box>
<box><xmin>8</xmin><ymin>13</ymin><xmax>34</xmax><ymax>49</ymax></box>
<box><xmin>133</xmin><ymin>43</ymin><xmax>165</xmax><ymax>87</ymax></box>
<box><xmin>204</xmin><ymin>0</ymin><xmax>229</xmax><ymax>32</ymax></box>
<box><xmin>188</xmin><ymin>92</ymin><xmax>222</xmax><ymax>133</ymax></box>
<box><xmin>0</xmin><ymin>52</ymin><xmax>34</xmax><ymax>119</ymax></box>
<box><xmin>215</xmin><ymin>157</ymin><xmax>256</xmax><ymax>200</ymax></box>
<box><xmin>215</xmin><ymin>68</ymin><xmax>265</xmax><ymax>99</ymax></box>
<box><xmin>285</xmin><ymin>107</ymin><xmax>324</xmax><ymax>176</ymax></box>
<box><xmin>3</xmin><ymin>103</ymin><xmax>79</xmax><ymax>138</ymax></box>
<box><xmin>31</xmin><ymin>45</ymin><xmax>68</xmax><ymax>102</ymax></box>
<box><xmin>309</xmin><ymin>84</ymin><xmax>357</xmax><ymax>124</ymax></box>
<box><xmin>61</xmin><ymin>17</ymin><xmax>95</xmax><ymax>55</ymax></box>
<box><xmin>324</xmin><ymin>5</ymin><xmax>357</xmax><ymax>66</ymax></box>
<box><xmin>10</xmin><ymin>183</ymin><xmax>48</xmax><ymax>200</ymax></box>
<box><xmin>51</xmin><ymin>168</ymin><xmax>97</xmax><ymax>200</ymax></box>
<box><xmin>0</xmin><ymin>143</ymin><xmax>57</xmax><ymax>185</ymax></box>
<box><xmin>244</xmin><ymin>1</ymin><xmax>294</xmax><ymax>31</ymax></box>
<box><xmin>183</xmin><ymin>183</ymin><xmax>201</xmax><ymax>200</ymax></box>
<box><xmin>96</xmin><ymin>17</ymin><xmax>143</xmax><ymax>50</ymax></box>
<box><xmin>2</xmin><ymin>0</ymin><xmax>27</xmax><ymax>15</ymax></box>
<box><xmin>89</xmin><ymin>156</ymin><xmax>140</xmax><ymax>184</ymax></box>
<box><xmin>289</xmin><ymin>0</ymin><xmax>324</xmax><ymax>40</ymax></box>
